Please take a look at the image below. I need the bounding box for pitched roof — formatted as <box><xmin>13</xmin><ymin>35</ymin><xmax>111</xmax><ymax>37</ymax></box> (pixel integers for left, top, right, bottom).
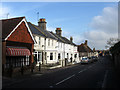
<box><xmin>27</xmin><ymin>22</ymin><xmax>46</xmax><ymax>38</ymax></box>
<box><xmin>29</xmin><ymin>23</ymin><xmax>57</xmax><ymax>40</ymax></box>
<box><xmin>78</xmin><ymin>43</ymin><xmax>93</xmax><ymax>52</ymax></box>
<box><xmin>35</xmin><ymin>26</ymin><xmax>57</xmax><ymax>40</ymax></box>
<box><xmin>50</xmin><ymin>32</ymin><xmax>77</xmax><ymax>46</ymax></box>
<box><xmin>61</xmin><ymin>36</ymin><xmax>77</xmax><ymax>46</ymax></box>
<box><xmin>50</xmin><ymin>32</ymin><xmax>65</xmax><ymax>43</ymax></box>
<box><xmin>1</xmin><ymin>17</ymin><xmax>25</xmax><ymax>39</ymax></box>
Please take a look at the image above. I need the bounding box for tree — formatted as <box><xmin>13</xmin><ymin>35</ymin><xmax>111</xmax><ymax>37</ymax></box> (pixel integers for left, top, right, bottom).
<box><xmin>105</xmin><ymin>38</ymin><xmax>120</xmax><ymax>49</ymax></box>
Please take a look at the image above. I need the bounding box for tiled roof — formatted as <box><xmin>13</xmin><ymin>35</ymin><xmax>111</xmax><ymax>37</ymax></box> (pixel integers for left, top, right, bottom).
<box><xmin>1</xmin><ymin>17</ymin><xmax>25</xmax><ymax>39</ymax></box>
<box><xmin>32</xmin><ymin>25</ymin><xmax>57</xmax><ymax>40</ymax></box>
<box><xmin>50</xmin><ymin>32</ymin><xmax>65</xmax><ymax>43</ymax></box>
<box><xmin>78</xmin><ymin>44</ymin><xmax>93</xmax><ymax>52</ymax></box>
<box><xmin>50</xmin><ymin>32</ymin><xmax>77</xmax><ymax>46</ymax></box>
<box><xmin>61</xmin><ymin>36</ymin><xmax>77</xmax><ymax>46</ymax></box>
<box><xmin>27</xmin><ymin>22</ymin><xmax>46</xmax><ymax>38</ymax></box>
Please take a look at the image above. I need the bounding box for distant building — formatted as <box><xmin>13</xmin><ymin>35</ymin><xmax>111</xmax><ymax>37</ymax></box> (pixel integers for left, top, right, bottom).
<box><xmin>2</xmin><ymin>17</ymin><xmax>35</xmax><ymax>76</ymax></box>
<box><xmin>77</xmin><ymin>40</ymin><xmax>94</xmax><ymax>58</ymax></box>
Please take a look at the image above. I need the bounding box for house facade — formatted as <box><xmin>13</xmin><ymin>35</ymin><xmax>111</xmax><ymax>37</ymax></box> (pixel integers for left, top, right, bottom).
<box><xmin>2</xmin><ymin>17</ymin><xmax>35</xmax><ymax>76</ymax></box>
<box><xmin>51</xmin><ymin>28</ymin><xmax>79</xmax><ymax>64</ymax></box>
<box><xmin>28</xmin><ymin>18</ymin><xmax>79</xmax><ymax>65</ymax></box>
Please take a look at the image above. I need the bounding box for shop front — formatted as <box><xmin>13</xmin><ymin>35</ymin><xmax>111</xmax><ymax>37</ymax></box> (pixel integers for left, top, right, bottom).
<box><xmin>2</xmin><ymin>17</ymin><xmax>35</xmax><ymax>76</ymax></box>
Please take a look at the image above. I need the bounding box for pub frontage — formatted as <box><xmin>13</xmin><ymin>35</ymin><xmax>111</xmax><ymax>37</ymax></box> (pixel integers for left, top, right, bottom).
<box><xmin>2</xmin><ymin>17</ymin><xmax>35</xmax><ymax>77</ymax></box>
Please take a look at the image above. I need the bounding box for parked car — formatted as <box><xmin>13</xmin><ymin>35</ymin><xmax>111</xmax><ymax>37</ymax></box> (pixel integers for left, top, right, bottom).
<box><xmin>91</xmin><ymin>56</ymin><xmax>98</xmax><ymax>62</ymax></box>
<box><xmin>88</xmin><ymin>57</ymin><xmax>94</xmax><ymax>63</ymax></box>
<box><xmin>81</xmin><ymin>57</ymin><xmax>90</xmax><ymax>64</ymax></box>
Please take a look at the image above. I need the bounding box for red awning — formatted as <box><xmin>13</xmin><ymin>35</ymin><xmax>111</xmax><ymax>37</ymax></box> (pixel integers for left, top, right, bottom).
<box><xmin>6</xmin><ymin>47</ymin><xmax>31</xmax><ymax>56</ymax></box>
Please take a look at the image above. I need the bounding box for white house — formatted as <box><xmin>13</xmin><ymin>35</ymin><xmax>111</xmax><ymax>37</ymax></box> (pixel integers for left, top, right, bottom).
<box><xmin>50</xmin><ymin>28</ymin><xmax>80</xmax><ymax>64</ymax></box>
<box><xmin>28</xmin><ymin>18</ymin><xmax>79</xmax><ymax>65</ymax></box>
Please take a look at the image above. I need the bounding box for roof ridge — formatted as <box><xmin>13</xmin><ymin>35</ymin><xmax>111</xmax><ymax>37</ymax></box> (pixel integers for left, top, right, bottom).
<box><xmin>50</xmin><ymin>32</ymin><xmax>65</xmax><ymax>43</ymax></box>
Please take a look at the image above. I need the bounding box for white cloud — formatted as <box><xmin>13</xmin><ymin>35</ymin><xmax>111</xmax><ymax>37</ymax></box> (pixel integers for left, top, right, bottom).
<box><xmin>85</xmin><ymin>6</ymin><xmax>118</xmax><ymax>50</ymax></box>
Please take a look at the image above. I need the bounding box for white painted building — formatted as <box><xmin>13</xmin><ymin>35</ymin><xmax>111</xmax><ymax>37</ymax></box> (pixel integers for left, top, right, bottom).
<box><xmin>28</xmin><ymin>18</ymin><xmax>79</xmax><ymax>65</ymax></box>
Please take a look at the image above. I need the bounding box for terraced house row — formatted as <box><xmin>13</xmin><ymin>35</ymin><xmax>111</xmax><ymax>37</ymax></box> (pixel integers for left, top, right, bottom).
<box><xmin>2</xmin><ymin>16</ymin><xmax>79</xmax><ymax>76</ymax></box>
<box><xmin>28</xmin><ymin>18</ymin><xmax>79</xmax><ymax>65</ymax></box>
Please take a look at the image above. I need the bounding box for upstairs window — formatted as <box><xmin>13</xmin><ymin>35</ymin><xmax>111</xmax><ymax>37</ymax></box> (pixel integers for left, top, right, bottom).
<box><xmin>52</xmin><ymin>40</ymin><xmax>53</xmax><ymax>46</ymax></box>
<box><xmin>48</xmin><ymin>39</ymin><xmax>50</xmax><ymax>46</ymax></box>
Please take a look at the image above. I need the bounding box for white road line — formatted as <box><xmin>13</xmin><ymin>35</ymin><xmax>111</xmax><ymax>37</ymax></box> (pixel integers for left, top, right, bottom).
<box><xmin>78</xmin><ymin>69</ymin><xmax>87</xmax><ymax>73</ymax></box>
<box><xmin>102</xmin><ymin>70</ymin><xmax>108</xmax><ymax>88</ymax></box>
<box><xmin>54</xmin><ymin>65</ymin><xmax>94</xmax><ymax>87</ymax></box>
<box><xmin>55</xmin><ymin>74</ymin><xmax>75</xmax><ymax>85</ymax></box>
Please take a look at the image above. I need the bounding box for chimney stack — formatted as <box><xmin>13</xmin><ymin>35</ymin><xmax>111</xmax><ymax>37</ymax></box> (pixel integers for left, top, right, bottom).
<box><xmin>55</xmin><ymin>28</ymin><xmax>62</xmax><ymax>36</ymax></box>
<box><xmin>38</xmin><ymin>18</ymin><xmax>47</xmax><ymax>30</ymax></box>
<box><xmin>93</xmin><ymin>48</ymin><xmax>95</xmax><ymax>52</ymax></box>
<box><xmin>70</xmin><ymin>36</ymin><xmax>73</xmax><ymax>42</ymax></box>
<box><xmin>84</xmin><ymin>40</ymin><xmax>88</xmax><ymax>46</ymax></box>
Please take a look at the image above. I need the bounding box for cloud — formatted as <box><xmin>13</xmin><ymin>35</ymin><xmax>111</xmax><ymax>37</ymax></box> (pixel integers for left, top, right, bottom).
<box><xmin>85</xmin><ymin>6</ymin><xmax>118</xmax><ymax>50</ymax></box>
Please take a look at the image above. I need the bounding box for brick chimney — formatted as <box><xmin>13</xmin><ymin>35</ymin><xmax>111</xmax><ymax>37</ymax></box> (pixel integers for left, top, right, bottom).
<box><xmin>38</xmin><ymin>18</ymin><xmax>47</xmax><ymax>30</ymax></box>
<box><xmin>84</xmin><ymin>40</ymin><xmax>88</xmax><ymax>46</ymax></box>
<box><xmin>55</xmin><ymin>28</ymin><xmax>62</xmax><ymax>36</ymax></box>
<box><xmin>70</xmin><ymin>36</ymin><xmax>73</xmax><ymax>42</ymax></box>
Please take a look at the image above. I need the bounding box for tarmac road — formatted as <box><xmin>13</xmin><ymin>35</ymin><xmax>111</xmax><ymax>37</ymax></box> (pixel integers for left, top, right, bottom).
<box><xmin>3</xmin><ymin>56</ymin><xmax>119</xmax><ymax>88</ymax></box>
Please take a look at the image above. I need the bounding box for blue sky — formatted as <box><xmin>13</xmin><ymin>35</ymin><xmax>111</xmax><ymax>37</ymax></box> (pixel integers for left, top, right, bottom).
<box><xmin>1</xmin><ymin>2</ymin><xmax>118</xmax><ymax>50</ymax></box>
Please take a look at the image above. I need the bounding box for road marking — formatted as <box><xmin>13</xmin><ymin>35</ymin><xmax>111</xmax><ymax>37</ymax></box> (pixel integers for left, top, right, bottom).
<box><xmin>53</xmin><ymin>64</ymin><xmax>94</xmax><ymax>87</ymax></box>
<box><xmin>78</xmin><ymin>69</ymin><xmax>87</xmax><ymax>73</ymax></box>
<box><xmin>102</xmin><ymin>70</ymin><xmax>108</xmax><ymax>88</ymax></box>
<box><xmin>78</xmin><ymin>65</ymin><xmax>94</xmax><ymax>74</ymax></box>
<box><xmin>55</xmin><ymin>74</ymin><xmax>75</xmax><ymax>85</ymax></box>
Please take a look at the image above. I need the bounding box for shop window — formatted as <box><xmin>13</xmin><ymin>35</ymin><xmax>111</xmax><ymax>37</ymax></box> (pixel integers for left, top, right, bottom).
<box><xmin>5</xmin><ymin>56</ymin><xmax>30</xmax><ymax>68</ymax></box>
